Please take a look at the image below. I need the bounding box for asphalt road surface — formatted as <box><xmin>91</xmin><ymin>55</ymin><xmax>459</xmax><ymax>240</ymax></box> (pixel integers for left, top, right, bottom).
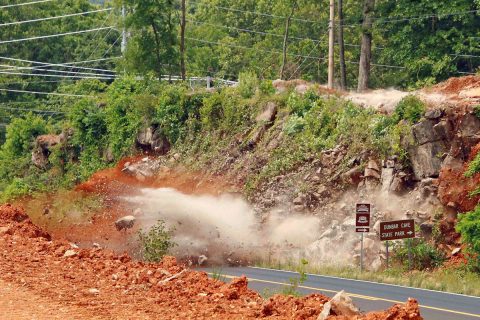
<box><xmin>204</xmin><ymin>266</ymin><xmax>480</xmax><ymax>320</ymax></box>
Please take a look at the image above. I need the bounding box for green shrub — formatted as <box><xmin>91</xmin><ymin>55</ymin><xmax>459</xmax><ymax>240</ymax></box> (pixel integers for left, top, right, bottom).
<box><xmin>283</xmin><ymin>115</ymin><xmax>306</xmax><ymax>136</ymax></box>
<box><xmin>1</xmin><ymin>178</ymin><xmax>31</xmax><ymax>201</ymax></box>
<box><xmin>393</xmin><ymin>238</ymin><xmax>446</xmax><ymax>271</ymax></box>
<box><xmin>259</xmin><ymin>80</ymin><xmax>275</xmax><ymax>95</ymax></box>
<box><xmin>457</xmin><ymin>206</ymin><xmax>480</xmax><ymax>272</ymax></box>
<box><xmin>138</xmin><ymin>220</ymin><xmax>176</xmax><ymax>263</ymax></box>
<box><xmin>237</xmin><ymin>71</ymin><xmax>258</xmax><ymax>99</ymax></box>
<box><xmin>393</xmin><ymin>95</ymin><xmax>426</xmax><ymax>124</ymax></box>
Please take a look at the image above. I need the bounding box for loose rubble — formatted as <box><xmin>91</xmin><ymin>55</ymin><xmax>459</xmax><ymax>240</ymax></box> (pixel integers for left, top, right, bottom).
<box><xmin>0</xmin><ymin>204</ymin><xmax>423</xmax><ymax>319</ymax></box>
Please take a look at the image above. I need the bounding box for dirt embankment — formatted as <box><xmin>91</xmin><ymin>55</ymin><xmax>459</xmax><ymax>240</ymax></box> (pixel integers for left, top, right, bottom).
<box><xmin>0</xmin><ymin>204</ymin><xmax>422</xmax><ymax>319</ymax></box>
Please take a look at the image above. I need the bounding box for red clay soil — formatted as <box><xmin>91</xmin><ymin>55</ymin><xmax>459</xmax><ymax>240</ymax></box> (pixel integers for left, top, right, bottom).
<box><xmin>75</xmin><ymin>156</ymin><xmax>237</xmax><ymax>197</ymax></box>
<box><xmin>0</xmin><ymin>204</ymin><xmax>422</xmax><ymax>320</ymax></box>
<box><xmin>438</xmin><ymin>143</ymin><xmax>480</xmax><ymax>213</ymax></box>
<box><xmin>431</xmin><ymin>75</ymin><xmax>480</xmax><ymax>95</ymax></box>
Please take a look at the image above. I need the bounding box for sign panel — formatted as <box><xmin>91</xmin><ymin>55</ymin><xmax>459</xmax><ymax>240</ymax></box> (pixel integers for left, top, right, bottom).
<box><xmin>380</xmin><ymin>219</ymin><xmax>415</xmax><ymax>241</ymax></box>
<box><xmin>356</xmin><ymin>203</ymin><xmax>371</xmax><ymax>233</ymax></box>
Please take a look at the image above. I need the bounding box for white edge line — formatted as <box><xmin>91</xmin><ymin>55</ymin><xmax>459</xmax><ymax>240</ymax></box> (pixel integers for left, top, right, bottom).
<box><xmin>248</xmin><ymin>266</ymin><xmax>480</xmax><ymax>300</ymax></box>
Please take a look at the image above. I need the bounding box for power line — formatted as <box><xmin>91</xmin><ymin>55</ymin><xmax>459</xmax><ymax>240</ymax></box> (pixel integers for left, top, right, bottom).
<box><xmin>189</xmin><ymin>0</ymin><xmax>326</xmax><ymax>27</ymax></box>
<box><xmin>0</xmin><ymin>56</ymin><xmax>116</xmax><ymax>74</ymax></box>
<box><xmin>0</xmin><ymin>70</ymin><xmax>114</xmax><ymax>80</ymax></box>
<box><xmin>186</xmin><ymin>36</ymin><xmax>406</xmax><ymax>69</ymax></box>
<box><xmin>0</xmin><ymin>63</ymin><xmax>116</xmax><ymax>78</ymax></box>
<box><xmin>0</xmin><ymin>88</ymin><xmax>91</xmax><ymax>97</ymax></box>
<box><xmin>0</xmin><ymin>0</ymin><xmax>53</xmax><ymax>9</ymax></box>
<box><xmin>0</xmin><ymin>26</ymin><xmax>116</xmax><ymax>45</ymax></box>
<box><xmin>0</xmin><ymin>8</ymin><xmax>113</xmax><ymax>27</ymax></box>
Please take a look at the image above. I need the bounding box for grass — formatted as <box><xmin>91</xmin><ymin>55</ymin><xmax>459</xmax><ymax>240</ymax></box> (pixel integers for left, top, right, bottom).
<box><xmin>255</xmin><ymin>259</ymin><xmax>480</xmax><ymax>297</ymax></box>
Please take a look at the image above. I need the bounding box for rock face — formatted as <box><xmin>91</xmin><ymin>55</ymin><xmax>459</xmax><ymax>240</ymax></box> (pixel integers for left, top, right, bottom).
<box><xmin>136</xmin><ymin>126</ymin><xmax>170</xmax><ymax>155</ymax></box>
<box><xmin>409</xmin><ymin>118</ymin><xmax>451</xmax><ymax>180</ymax></box>
<box><xmin>32</xmin><ymin>134</ymin><xmax>66</xmax><ymax>168</ymax></box>
<box><xmin>409</xmin><ymin>110</ymin><xmax>480</xmax><ymax>182</ymax></box>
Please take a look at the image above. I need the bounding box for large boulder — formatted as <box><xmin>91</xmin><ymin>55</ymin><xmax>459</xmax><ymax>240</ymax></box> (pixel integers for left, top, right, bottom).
<box><xmin>136</xmin><ymin>126</ymin><xmax>170</xmax><ymax>154</ymax></box>
<box><xmin>32</xmin><ymin>134</ymin><xmax>64</xmax><ymax>168</ymax></box>
<box><xmin>408</xmin><ymin>117</ymin><xmax>453</xmax><ymax>180</ymax></box>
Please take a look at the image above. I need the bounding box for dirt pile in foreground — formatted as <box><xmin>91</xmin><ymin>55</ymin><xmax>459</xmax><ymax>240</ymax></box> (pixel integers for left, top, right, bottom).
<box><xmin>0</xmin><ymin>204</ymin><xmax>422</xmax><ymax>319</ymax></box>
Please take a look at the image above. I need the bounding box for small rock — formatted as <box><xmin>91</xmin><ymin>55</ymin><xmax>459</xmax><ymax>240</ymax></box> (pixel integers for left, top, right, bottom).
<box><xmin>424</xmin><ymin>109</ymin><xmax>444</xmax><ymax>120</ymax></box>
<box><xmin>63</xmin><ymin>250</ymin><xmax>77</xmax><ymax>258</ymax></box>
<box><xmin>452</xmin><ymin>247</ymin><xmax>461</xmax><ymax>256</ymax></box>
<box><xmin>367</xmin><ymin>159</ymin><xmax>380</xmax><ymax>171</ymax></box>
<box><xmin>364</xmin><ymin>168</ymin><xmax>381</xmax><ymax>179</ymax></box>
<box><xmin>198</xmin><ymin>255</ymin><xmax>208</xmax><ymax>266</ymax></box>
<box><xmin>0</xmin><ymin>226</ymin><xmax>11</xmax><ymax>236</ymax></box>
<box><xmin>88</xmin><ymin>288</ymin><xmax>100</xmax><ymax>295</ymax></box>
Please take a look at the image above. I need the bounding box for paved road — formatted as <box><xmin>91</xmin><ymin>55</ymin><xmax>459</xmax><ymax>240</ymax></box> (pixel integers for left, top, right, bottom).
<box><xmin>203</xmin><ymin>266</ymin><xmax>480</xmax><ymax>320</ymax></box>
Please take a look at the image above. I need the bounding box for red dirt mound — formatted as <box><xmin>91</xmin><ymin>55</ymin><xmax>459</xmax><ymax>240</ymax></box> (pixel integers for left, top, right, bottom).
<box><xmin>0</xmin><ymin>205</ymin><xmax>423</xmax><ymax>319</ymax></box>
<box><xmin>438</xmin><ymin>143</ymin><xmax>480</xmax><ymax>212</ymax></box>
<box><xmin>433</xmin><ymin>75</ymin><xmax>480</xmax><ymax>95</ymax></box>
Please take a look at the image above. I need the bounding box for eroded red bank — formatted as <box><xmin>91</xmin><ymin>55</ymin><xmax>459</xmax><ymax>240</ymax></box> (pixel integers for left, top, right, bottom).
<box><xmin>0</xmin><ymin>204</ymin><xmax>422</xmax><ymax>319</ymax></box>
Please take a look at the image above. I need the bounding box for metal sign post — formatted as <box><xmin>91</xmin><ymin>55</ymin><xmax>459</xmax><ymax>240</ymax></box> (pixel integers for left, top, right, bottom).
<box><xmin>356</xmin><ymin>203</ymin><xmax>371</xmax><ymax>273</ymax></box>
<box><xmin>385</xmin><ymin>240</ymin><xmax>389</xmax><ymax>269</ymax></box>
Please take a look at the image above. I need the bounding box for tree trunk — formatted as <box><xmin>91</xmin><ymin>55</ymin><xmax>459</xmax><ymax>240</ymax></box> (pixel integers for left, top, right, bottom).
<box><xmin>337</xmin><ymin>0</ymin><xmax>347</xmax><ymax>90</ymax></box>
<box><xmin>357</xmin><ymin>0</ymin><xmax>375</xmax><ymax>92</ymax></box>
<box><xmin>151</xmin><ymin>22</ymin><xmax>163</xmax><ymax>79</ymax></box>
<box><xmin>180</xmin><ymin>0</ymin><xmax>186</xmax><ymax>81</ymax></box>
<box><xmin>327</xmin><ymin>0</ymin><xmax>335</xmax><ymax>89</ymax></box>
<box><xmin>280</xmin><ymin>4</ymin><xmax>296</xmax><ymax>80</ymax></box>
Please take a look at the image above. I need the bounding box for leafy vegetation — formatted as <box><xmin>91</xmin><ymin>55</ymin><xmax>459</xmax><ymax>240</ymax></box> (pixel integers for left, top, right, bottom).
<box><xmin>138</xmin><ymin>220</ymin><xmax>176</xmax><ymax>263</ymax></box>
<box><xmin>393</xmin><ymin>238</ymin><xmax>446</xmax><ymax>271</ymax></box>
<box><xmin>457</xmin><ymin>206</ymin><xmax>480</xmax><ymax>272</ymax></box>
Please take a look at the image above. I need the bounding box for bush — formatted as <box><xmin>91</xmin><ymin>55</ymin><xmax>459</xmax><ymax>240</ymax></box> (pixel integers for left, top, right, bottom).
<box><xmin>393</xmin><ymin>238</ymin><xmax>445</xmax><ymax>271</ymax></box>
<box><xmin>393</xmin><ymin>95</ymin><xmax>426</xmax><ymax>124</ymax></box>
<box><xmin>259</xmin><ymin>80</ymin><xmax>275</xmax><ymax>95</ymax></box>
<box><xmin>237</xmin><ymin>71</ymin><xmax>258</xmax><ymax>99</ymax></box>
<box><xmin>138</xmin><ymin>220</ymin><xmax>176</xmax><ymax>262</ymax></box>
<box><xmin>457</xmin><ymin>206</ymin><xmax>480</xmax><ymax>272</ymax></box>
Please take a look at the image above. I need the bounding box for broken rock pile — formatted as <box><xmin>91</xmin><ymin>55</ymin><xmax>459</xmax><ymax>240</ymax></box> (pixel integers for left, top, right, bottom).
<box><xmin>0</xmin><ymin>204</ymin><xmax>423</xmax><ymax>319</ymax></box>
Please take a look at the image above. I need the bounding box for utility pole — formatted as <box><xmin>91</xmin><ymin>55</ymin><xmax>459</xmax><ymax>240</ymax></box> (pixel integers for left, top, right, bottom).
<box><xmin>328</xmin><ymin>0</ymin><xmax>335</xmax><ymax>89</ymax></box>
<box><xmin>180</xmin><ymin>0</ymin><xmax>186</xmax><ymax>81</ymax></box>
<box><xmin>121</xmin><ymin>5</ymin><xmax>127</xmax><ymax>54</ymax></box>
<box><xmin>337</xmin><ymin>0</ymin><xmax>347</xmax><ymax>90</ymax></box>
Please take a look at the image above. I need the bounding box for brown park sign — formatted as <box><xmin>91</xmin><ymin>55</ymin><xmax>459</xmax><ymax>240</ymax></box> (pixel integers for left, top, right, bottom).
<box><xmin>380</xmin><ymin>219</ymin><xmax>416</xmax><ymax>241</ymax></box>
<box><xmin>356</xmin><ymin>203</ymin><xmax>371</xmax><ymax>233</ymax></box>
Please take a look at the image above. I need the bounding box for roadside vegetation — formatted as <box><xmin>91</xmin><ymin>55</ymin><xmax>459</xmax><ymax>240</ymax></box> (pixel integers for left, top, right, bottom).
<box><xmin>138</xmin><ymin>220</ymin><xmax>176</xmax><ymax>263</ymax></box>
<box><xmin>256</xmin><ymin>258</ymin><xmax>480</xmax><ymax>297</ymax></box>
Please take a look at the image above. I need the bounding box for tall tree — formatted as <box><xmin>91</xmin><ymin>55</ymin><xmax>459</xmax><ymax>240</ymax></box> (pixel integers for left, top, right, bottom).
<box><xmin>357</xmin><ymin>0</ymin><xmax>375</xmax><ymax>92</ymax></box>
<box><xmin>121</xmin><ymin>0</ymin><xmax>177</xmax><ymax>79</ymax></box>
<box><xmin>337</xmin><ymin>0</ymin><xmax>347</xmax><ymax>90</ymax></box>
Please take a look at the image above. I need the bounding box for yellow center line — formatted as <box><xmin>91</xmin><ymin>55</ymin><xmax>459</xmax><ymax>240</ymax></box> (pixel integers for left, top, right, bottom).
<box><xmin>209</xmin><ymin>273</ymin><xmax>480</xmax><ymax>318</ymax></box>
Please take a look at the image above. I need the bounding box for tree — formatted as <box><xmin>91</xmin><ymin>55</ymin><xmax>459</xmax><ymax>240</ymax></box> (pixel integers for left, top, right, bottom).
<box><xmin>120</xmin><ymin>0</ymin><xmax>178</xmax><ymax>79</ymax></box>
<box><xmin>357</xmin><ymin>0</ymin><xmax>375</xmax><ymax>92</ymax></box>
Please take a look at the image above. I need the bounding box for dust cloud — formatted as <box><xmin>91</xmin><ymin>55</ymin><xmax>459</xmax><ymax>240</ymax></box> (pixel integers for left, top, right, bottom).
<box><xmin>124</xmin><ymin>188</ymin><xmax>321</xmax><ymax>265</ymax></box>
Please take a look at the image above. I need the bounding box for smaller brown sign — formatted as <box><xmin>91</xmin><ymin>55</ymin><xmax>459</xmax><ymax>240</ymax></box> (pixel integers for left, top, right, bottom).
<box><xmin>380</xmin><ymin>219</ymin><xmax>415</xmax><ymax>241</ymax></box>
<box><xmin>356</xmin><ymin>204</ymin><xmax>371</xmax><ymax>233</ymax></box>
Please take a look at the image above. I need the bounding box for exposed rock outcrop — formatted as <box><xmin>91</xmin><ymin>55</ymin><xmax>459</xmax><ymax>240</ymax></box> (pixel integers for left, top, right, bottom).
<box><xmin>136</xmin><ymin>125</ymin><xmax>170</xmax><ymax>154</ymax></box>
